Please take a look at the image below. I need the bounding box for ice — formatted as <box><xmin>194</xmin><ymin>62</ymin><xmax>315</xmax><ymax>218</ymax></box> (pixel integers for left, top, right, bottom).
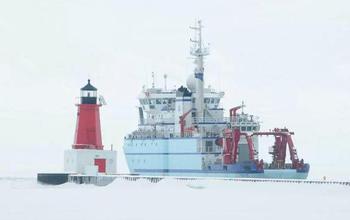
<box><xmin>0</xmin><ymin>177</ymin><xmax>349</xmax><ymax>220</ymax></box>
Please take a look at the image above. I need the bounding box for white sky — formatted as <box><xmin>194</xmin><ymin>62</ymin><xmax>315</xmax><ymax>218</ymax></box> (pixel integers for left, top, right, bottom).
<box><xmin>0</xmin><ymin>0</ymin><xmax>349</xmax><ymax>179</ymax></box>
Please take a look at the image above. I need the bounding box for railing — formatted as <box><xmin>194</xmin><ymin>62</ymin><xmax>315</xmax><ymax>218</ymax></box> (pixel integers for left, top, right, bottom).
<box><xmin>139</xmin><ymin>118</ymin><xmax>175</xmax><ymax>125</ymax></box>
<box><xmin>193</xmin><ymin>117</ymin><xmax>260</xmax><ymax>126</ymax></box>
<box><xmin>140</xmin><ymin>114</ymin><xmax>260</xmax><ymax>126</ymax></box>
<box><xmin>193</xmin><ymin>117</ymin><xmax>229</xmax><ymax>124</ymax></box>
<box><xmin>68</xmin><ymin>174</ymin><xmax>350</xmax><ymax>187</ymax></box>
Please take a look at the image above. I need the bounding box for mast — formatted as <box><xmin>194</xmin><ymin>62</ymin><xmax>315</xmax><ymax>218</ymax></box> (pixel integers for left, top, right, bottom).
<box><xmin>163</xmin><ymin>74</ymin><xmax>168</xmax><ymax>91</ymax></box>
<box><xmin>152</xmin><ymin>72</ymin><xmax>155</xmax><ymax>89</ymax></box>
<box><xmin>190</xmin><ymin>20</ymin><xmax>209</xmax><ymax>119</ymax></box>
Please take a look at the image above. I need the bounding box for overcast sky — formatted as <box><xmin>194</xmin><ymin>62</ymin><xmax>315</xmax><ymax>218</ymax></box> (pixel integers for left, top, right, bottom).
<box><xmin>0</xmin><ymin>0</ymin><xmax>349</xmax><ymax>179</ymax></box>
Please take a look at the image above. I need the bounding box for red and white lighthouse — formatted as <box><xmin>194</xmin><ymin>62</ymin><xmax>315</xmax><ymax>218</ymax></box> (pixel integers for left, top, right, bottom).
<box><xmin>64</xmin><ymin>80</ymin><xmax>116</xmax><ymax>175</ymax></box>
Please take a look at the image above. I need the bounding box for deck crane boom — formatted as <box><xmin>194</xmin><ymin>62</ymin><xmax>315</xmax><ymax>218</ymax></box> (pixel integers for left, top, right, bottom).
<box><xmin>229</xmin><ymin>103</ymin><xmax>245</xmax><ymax>122</ymax></box>
<box><xmin>179</xmin><ymin>109</ymin><xmax>193</xmax><ymax>137</ymax></box>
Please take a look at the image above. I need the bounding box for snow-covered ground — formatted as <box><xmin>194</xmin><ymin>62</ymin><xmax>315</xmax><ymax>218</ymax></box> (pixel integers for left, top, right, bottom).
<box><xmin>0</xmin><ymin>178</ymin><xmax>349</xmax><ymax>220</ymax></box>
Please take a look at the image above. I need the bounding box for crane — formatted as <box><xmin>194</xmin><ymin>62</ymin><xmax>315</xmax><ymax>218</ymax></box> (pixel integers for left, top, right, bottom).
<box><xmin>229</xmin><ymin>103</ymin><xmax>245</xmax><ymax>122</ymax></box>
<box><xmin>179</xmin><ymin>109</ymin><xmax>193</xmax><ymax>137</ymax></box>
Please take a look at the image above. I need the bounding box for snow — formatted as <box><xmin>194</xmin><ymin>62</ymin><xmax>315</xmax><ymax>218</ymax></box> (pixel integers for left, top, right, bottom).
<box><xmin>0</xmin><ymin>178</ymin><xmax>349</xmax><ymax>220</ymax></box>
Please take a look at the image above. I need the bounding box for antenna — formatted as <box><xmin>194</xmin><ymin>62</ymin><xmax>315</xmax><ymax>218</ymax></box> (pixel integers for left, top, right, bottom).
<box><xmin>99</xmin><ymin>95</ymin><xmax>107</xmax><ymax>105</ymax></box>
<box><xmin>163</xmin><ymin>74</ymin><xmax>168</xmax><ymax>91</ymax></box>
<box><xmin>190</xmin><ymin>20</ymin><xmax>209</xmax><ymax>74</ymax></box>
<box><xmin>190</xmin><ymin>20</ymin><xmax>209</xmax><ymax>120</ymax></box>
<box><xmin>241</xmin><ymin>101</ymin><xmax>245</xmax><ymax>114</ymax></box>
<box><xmin>152</xmin><ymin>72</ymin><xmax>155</xmax><ymax>89</ymax></box>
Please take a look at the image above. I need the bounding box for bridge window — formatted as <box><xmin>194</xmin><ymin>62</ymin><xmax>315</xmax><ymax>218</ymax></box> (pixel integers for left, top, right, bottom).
<box><xmin>247</xmin><ymin>126</ymin><xmax>252</xmax><ymax>131</ymax></box>
<box><xmin>241</xmin><ymin>126</ymin><xmax>246</xmax><ymax>131</ymax></box>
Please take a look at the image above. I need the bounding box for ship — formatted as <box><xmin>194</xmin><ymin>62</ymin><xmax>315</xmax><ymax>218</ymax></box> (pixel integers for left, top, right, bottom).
<box><xmin>123</xmin><ymin>21</ymin><xmax>310</xmax><ymax>179</ymax></box>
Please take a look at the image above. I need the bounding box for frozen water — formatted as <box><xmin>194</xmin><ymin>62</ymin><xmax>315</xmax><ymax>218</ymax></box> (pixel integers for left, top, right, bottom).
<box><xmin>0</xmin><ymin>178</ymin><xmax>349</xmax><ymax>220</ymax></box>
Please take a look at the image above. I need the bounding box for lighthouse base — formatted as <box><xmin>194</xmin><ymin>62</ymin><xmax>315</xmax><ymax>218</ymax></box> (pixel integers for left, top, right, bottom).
<box><xmin>64</xmin><ymin>149</ymin><xmax>117</xmax><ymax>175</ymax></box>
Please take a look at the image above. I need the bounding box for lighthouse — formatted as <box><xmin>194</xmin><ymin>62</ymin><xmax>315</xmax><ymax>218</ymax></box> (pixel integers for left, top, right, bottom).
<box><xmin>73</xmin><ymin>79</ymin><xmax>103</xmax><ymax>150</ymax></box>
<box><xmin>64</xmin><ymin>80</ymin><xmax>116</xmax><ymax>175</ymax></box>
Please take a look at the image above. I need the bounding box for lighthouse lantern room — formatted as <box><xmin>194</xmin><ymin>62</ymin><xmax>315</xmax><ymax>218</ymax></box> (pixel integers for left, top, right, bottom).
<box><xmin>64</xmin><ymin>80</ymin><xmax>116</xmax><ymax>175</ymax></box>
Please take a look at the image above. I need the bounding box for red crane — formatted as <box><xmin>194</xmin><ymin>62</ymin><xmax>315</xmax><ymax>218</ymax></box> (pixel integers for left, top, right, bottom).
<box><xmin>240</xmin><ymin>132</ymin><xmax>257</xmax><ymax>161</ymax></box>
<box><xmin>223</xmin><ymin>128</ymin><xmax>240</xmax><ymax>164</ymax></box>
<box><xmin>229</xmin><ymin>104</ymin><xmax>245</xmax><ymax>122</ymax></box>
<box><xmin>179</xmin><ymin>109</ymin><xmax>193</xmax><ymax>137</ymax></box>
<box><xmin>220</xmin><ymin>106</ymin><xmax>305</xmax><ymax>170</ymax></box>
<box><xmin>221</xmin><ymin>126</ymin><xmax>303</xmax><ymax>169</ymax></box>
<box><xmin>249</xmin><ymin>129</ymin><xmax>303</xmax><ymax>169</ymax></box>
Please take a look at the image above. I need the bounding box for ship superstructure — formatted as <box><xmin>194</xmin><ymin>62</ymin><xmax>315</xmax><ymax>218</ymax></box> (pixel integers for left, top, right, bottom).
<box><xmin>123</xmin><ymin>21</ymin><xmax>309</xmax><ymax>179</ymax></box>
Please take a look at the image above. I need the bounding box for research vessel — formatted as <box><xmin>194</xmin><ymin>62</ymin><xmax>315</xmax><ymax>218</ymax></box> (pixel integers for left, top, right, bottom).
<box><xmin>123</xmin><ymin>21</ymin><xmax>309</xmax><ymax>179</ymax></box>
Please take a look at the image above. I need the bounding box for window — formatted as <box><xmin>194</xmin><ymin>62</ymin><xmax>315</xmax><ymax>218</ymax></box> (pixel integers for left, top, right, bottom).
<box><xmin>81</xmin><ymin>90</ymin><xmax>97</xmax><ymax>97</ymax></box>
<box><xmin>247</xmin><ymin>126</ymin><xmax>252</xmax><ymax>131</ymax></box>
<box><xmin>156</xmin><ymin>99</ymin><xmax>161</xmax><ymax>104</ymax></box>
<box><xmin>241</xmin><ymin>126</ymin><xmax>246</xmax><ymax>131</ymax></box>
<box><xmin>205</xmin><ymin>141</ymin><xmax>213</xmax><ymax>152</ymax></box>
